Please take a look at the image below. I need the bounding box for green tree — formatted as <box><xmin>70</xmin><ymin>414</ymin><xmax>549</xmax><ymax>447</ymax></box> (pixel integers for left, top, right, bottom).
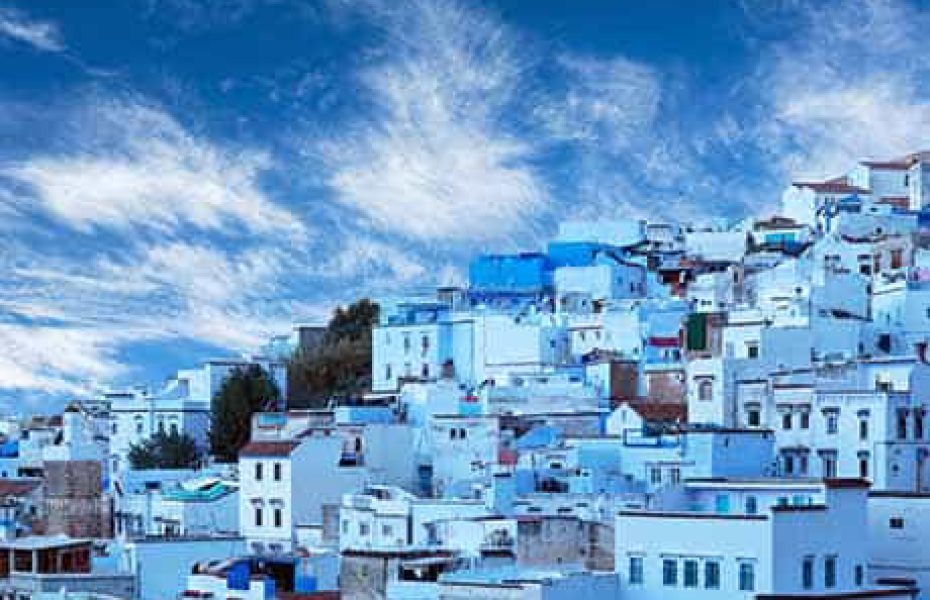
<box><xmin>288</xmin><ymin>299</ymin><xmax>379</xmax><ymax>408</ymax></box>
<box><xmin>127</xmin><ymin>431</ymin><xmax>200</xmax><ymax>470</ymax></box>
<box><xmin>209</xmin><ymin>364</ymin><xmax>281</xmax><ymax>463</ymax></box>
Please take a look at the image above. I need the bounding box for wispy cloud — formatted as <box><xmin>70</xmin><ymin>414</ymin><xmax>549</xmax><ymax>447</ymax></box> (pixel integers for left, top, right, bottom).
<box><xmin>747</xmin><ymin>0</ymin><xmax>930</xmax><ymax>179</ymax></box>
<box><xmin>0</xmin><ymin>99</ymin><xmax>317</xmax><ymax>402</ymax></box>
<box><xmin>3</xmin><ymin>100</ymin><xmax>305</xmax><ymax>240</ymax></box>
<box><xmin>0</xmin><ymin>7</ymin><xmax>64</xmax><ymax>53</ymax></box>
<box><xmin>318</xmin><ymin>0</ymin><xmax>547</xmax><ymax>241</ymax></box>
<box><xmin>536</xmin><ymin>54</ymin><xmax>660</xmax><ymax>152</ymax></box>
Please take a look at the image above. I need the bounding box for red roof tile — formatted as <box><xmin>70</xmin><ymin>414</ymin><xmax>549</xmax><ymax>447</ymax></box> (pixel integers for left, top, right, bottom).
<box><xmin>861</xmin><ymin>160</ymin><xmax>910</xmax><ymax>170</ymax></box>
<box><xmin>877</xmin><ymin>196</ymin><xmax>910</xmax><ymax>209</ymax></box>
<box><xmin>238</xmin><ymin>440</ymin><xmax>300</xmax><ymax>458</ymax></box>
<box><xmin>623</xmin><ymin>401</ymin><xmax>687</xmax><ymax>423</ymax></box>
<box><xmin>0</xmin><ymin>480</ymin><xmax>40</xmax><ymax>497</ymax></box>
<box><xmin>792</xmin><ymin>181</ymin><xmax>870</xmax><ymax>195</ymax></box>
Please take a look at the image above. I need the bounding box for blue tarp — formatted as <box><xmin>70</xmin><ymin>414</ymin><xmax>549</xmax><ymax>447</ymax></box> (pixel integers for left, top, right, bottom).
<box><xmin>0</xmin><ymin>440</ymin><xmax>18</xmax><ymax>458</ymax></box>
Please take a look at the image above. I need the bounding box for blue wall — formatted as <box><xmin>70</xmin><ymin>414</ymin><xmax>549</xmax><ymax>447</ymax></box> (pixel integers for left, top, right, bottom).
<box><xmin>469</xmin><ymin>254</ymin><xmax>553</xmax><ymax>293</ymax></box>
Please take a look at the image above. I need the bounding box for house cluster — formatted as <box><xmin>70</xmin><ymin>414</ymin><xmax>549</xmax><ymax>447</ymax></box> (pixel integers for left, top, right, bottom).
<box><xmin>3</xmin><ymin>152</ymin><xmax>930</xmax><ymax>600</ymax></box>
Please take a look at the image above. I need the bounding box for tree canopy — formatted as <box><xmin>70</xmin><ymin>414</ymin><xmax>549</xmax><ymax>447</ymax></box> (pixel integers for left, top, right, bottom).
<box><xmin>209</xmin><ymin>364</ymin><xmax>281</xmax><ymax>463</ymax></box>
<box><xmin>128</xmin><ymin>430</ymin><xmax>200</xmax><ymax>470</ymax></box>
<box><xmin>287</xmin><ymin>299</ymin><xmax>379</xmax><ymax>409</ymax></box>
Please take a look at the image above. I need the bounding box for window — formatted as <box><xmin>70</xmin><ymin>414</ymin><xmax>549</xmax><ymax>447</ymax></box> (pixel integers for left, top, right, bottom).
<box><xmin>891</xmin><ymin>249</ymin><xmax>904</xmax><ymax>270</ymax></box>
<box><xmin>800</xmin><ymin>412</ymin><xmax>810</xmax><ymax>429</ymax></box>
<box><xmin>897</xmin><ymin>409</ymin><xmax>909</xmax><ymax>440</ymax></box>
<box><xmin>747</xmin><ymin>409</ymin><xmax>761</xmax><ymax>427</ymax></box>
<box><xmin>359</xmin><ymin>523</ymin><xmax>370</xmax><ymax>536</ymax></box>
<box><xmin>824</xmin><ymin>555</ymin><xmax>837</xmax><ymax>589</ymax></box>
<box><xmin>421</xmin><ymin>335</ymin><xmax>430</xmax><ymax>355</ymax></box>
<box><xmin>855</xmin><ymin>564</ymin><xmax>864</xmax><ymax>586</ymax></box>
<box><xmin>704</xmin><ymin>560</ymin><xmax>720</xmax><ymax>589</ymax></box>
<box><xmin>134</xmin><ymin>416</ymin><xmax>143</xmax><ymax>434</ymax></box>
<box><xmin>421</xmin><ymin>363</ymin><xmax>429</xmax><ymax>378</ymax></box>
<box><xmin>684</xmin><ymin>559</ymin><xmax>698</xmax><ymax>588</ymax></box>
<box><xmin>745</xmin><ymin>496</ymin><xmax>758</xmax><ymax>515</ymax></box>
<box><xmin>629</xmin><ymin>556</ymin><xmax>644</xmax><ymax>585</ymax></box>
<box><xmin>254</xmin><ymin>507</ymin><xmax>263</xmax><ymax>527</ymax></box>
<box><xmin>799</xmin><ymin>454</ymin><xmax>809</xmax><ymax>475</ymax></box>
<box><xmin>802</xmin><ymin>556</ymin><xmax>814</xmax><ymax>589</ymax></box>
<box><xmin>782</xmin><ymin>412</ymin><xmax>793</xmax><ymax>430</ymax></box>
<box><xmin>650</xmin><ymin>467</ymin><xmax>662</xmax><ymax>485</ymax></box>
<box><xmin>715</xmin><ymin>494</ymin><xmax>730</xmax><ymax>514</ymax></box>
<box><xmin>273</xmin><ymin>508</ymin><xmax>282</xmax><ymax>528</ymax></box>
<box><xmin>255</xmin><ymin>463</ymin><xmax>263</xmax><ymax>481</ymax></box>
<box><xmin>111</xmin><ymin>422</ymin><xmax>117</xmax><ymax>435</ymax></box>
<box><xmin>916</xmin><ymin>410</ymin><xmax>925</xmax><ymax>440</ymax></box>
<box><xmin>662</xmin><ymin>559</ymin><xmax>678</xmax><ymax>586</ymax></box>
<box><xmin>698</xmin><ymin>380</ymin><xmax>713</xmax><ymax>402</ymax></box>
<box><xmin>739</xmin><ymin>562</ymin><xmax>755</xmax><ymax>591</ymax></box>
<box><xmin>784</xmin><ymin>454</ymin><xmax>795</xmax><ymax>475</ymax></box>
<box><xmin>859</xmin><ymin>456</ymin><xmax>869</xmax><ymax>479</ymax></box>
<box><xmin>890</xmin><ymin>517</ymin><xmax>904</xmax><ymax>529</ymax></box>
<box><xmin>273</xmin><ymin>463</ymin><xmax>282</xmax><ymax>481</ymax></box>
<box><xmin>169</xmin><ymin>422</ymin><xmax>179</xmax><ymax>436</ymax></box>
<box><xmin>826</xmin><ymin>413</ymin><xmax>838</xmax><ymax>434</ymax></box>
<box><xmin>747</xmin><ymin>342</ymin><xmax>759</xmax><ymax>359</ymax></box>
<box><xmin>822</xmin><ymin>455</ymin><xmax>837</xmax><ymax>478</ymax></box>
<box><xmin>383</xmin><ymin>524</ymin><xmax>393</xmax><ymax>537</ymax></box>
<box><xmin>669</xmin><ymin>467</ymin><xmax>681</xmax><ymax>485</ymax></box>
<box><xmin>341</xmin><ymin>520</ymin><xmax>348</xmax><ymax>534</ymax></box>
<box><xmin>403</xmin><ymin>333</ymin><xmax>411</xmax><ymax>354</ymax></box>
<box><xmin>859</xmin><ymin>419</ymin><xmax>869</xmax><ymax>440</ymax></box>
<box><xmin>449</xmin><ymin>428</ymin><xmax>457</xmax><ymax>440</ymax></box>
<box><xmin>385</xmin><ymin>364</ymin><xmax>392</xmax><ymax>381</ymax></box>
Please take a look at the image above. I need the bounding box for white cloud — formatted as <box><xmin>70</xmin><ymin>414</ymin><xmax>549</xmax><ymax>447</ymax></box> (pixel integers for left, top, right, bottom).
<box><xmin>536</xmin><ymin>54</ymin><xmax>660</xmax><ymax>152</ymax></box>
<box><xmin>0</xmin><ymin>238</ymin><xmax>313</xmax><ymax>399</ymax></box>
<box><xmin>319</xmin><ymin>0</ymin><xmax>547</xmax><ymax>241</ymax></box>
<box><xmin>321</xmin><ymin>238</ymin><xmax>427</xmax><ymax>283</ymax></box>
<box><xmin>752</xmin><ymin>0</ymin><xmax>930</xmax><ymax>179</ymax></box>
<box><xmin>0</xmin><ymin>324</ymin><xmax>125</xmax><ymax>395</ymax></box>
<box><xmin>0</xmin><ymin>8</ymin><xmax>64</xmax><ymax>53</ymax></box>
<box><xmin>3</xmin><ymin>101</ymin><xmax>305</xmax><ymax>239</ymax></box>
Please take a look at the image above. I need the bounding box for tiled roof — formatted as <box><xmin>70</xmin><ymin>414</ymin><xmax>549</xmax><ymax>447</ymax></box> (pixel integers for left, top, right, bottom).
<box><xmin>792</xmin><ymin>181</ymin><xmax>870</xmax><ymax>194</ymax></box>
<box><xmin>755</xmin><ymin>216</ymin><xmax>803</xmax><ymax>230</ymax></box>
<box><xmin>624</xmin><ymin>401</ymin><xmax>687</xmax><ymax>423</ymax></box>
<box><xmin>861</xmin><ymin>150</ymin><xmax>930</xmax><ymax>169</ymax></box>
<box><xmin>0</xmin><ymin>479</ymin><xmax>40</xmax><ymax>497</ymax></box>
<box><xmin>861</xmin><ymin>160</ymin><xmax>910</xmax><ymax>170</ymax></box>
<box><xmin>238</xmin><ymin>440</ymin><xmax>300</xmax><ymax>458</ymax></box>
<box><xmin>877</xmin><ymin>196</ymin><xmax>910</xmax><ymax>209</ymax></box>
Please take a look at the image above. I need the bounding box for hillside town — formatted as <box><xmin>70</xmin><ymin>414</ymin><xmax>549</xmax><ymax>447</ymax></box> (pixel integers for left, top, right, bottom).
<box><xmin>4</xmin><ymin>151</ymin><xmax>930</xmax><ymax>600</ymax></box>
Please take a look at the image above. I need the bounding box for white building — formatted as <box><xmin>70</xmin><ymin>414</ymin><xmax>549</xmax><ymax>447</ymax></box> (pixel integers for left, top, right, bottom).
<box><xmin>109</xmin><ymin>358</ymin><xmax>286</xmax><ymax>474</ymax></box>
<box><xmin>238</xmin><ymin>431</ymin><xmax>367</xmax><ymax>554</ymax></box>
<box><xmin>617</xmin><ymin>478</ymin><xmax>914</xmax><ymax>600</ymax></box>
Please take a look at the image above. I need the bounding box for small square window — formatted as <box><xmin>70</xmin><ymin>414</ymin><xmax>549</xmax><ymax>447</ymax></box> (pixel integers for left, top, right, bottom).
<box><xmin>890</xmin><ymin>517</ymin><xmax>905</xmax><ymax>529</ymax></box>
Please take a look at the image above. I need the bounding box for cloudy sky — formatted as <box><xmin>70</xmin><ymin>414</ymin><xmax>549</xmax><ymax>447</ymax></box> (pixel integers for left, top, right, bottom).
<box><xmin>0</xmin><ymin>0</ymin><xmax>928</xmax><ymax>409</ymax></box>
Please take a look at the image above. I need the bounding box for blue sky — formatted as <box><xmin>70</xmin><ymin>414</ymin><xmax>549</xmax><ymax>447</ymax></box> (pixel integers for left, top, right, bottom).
<box><xmin>0</xmin><ymin>0</ymin><xmax>928</xmax><ymax>410</ymax></box>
